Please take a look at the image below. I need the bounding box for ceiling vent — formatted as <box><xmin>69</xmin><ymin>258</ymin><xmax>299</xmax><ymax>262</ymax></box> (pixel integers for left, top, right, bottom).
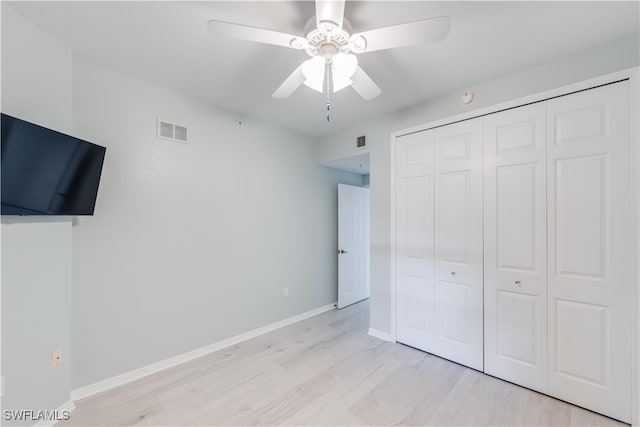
<box><xmin>356</xmin><ymin>135</ymin><xmax>366</xmax><ymax>149</ymax></box>
<box><xmin>157</xmin><ymin>118</ymin><xmax>188</xmax><ymax>143</ymax></box>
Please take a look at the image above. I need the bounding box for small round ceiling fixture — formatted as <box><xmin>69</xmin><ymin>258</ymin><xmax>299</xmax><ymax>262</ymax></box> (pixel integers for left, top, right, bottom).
<box><xmin>460</xmin><ymin>92</ymin><xmax>475</xmax><ymax>106</ymax></box>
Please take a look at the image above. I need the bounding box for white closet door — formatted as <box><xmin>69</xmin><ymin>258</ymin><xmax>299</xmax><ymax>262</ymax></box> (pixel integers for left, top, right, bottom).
<box><xmin>547</xmin><ymin>82</ymin><xmax>632</xmax><ymax>423</ymax></box>
<box><xmin>433</xmin><ymin>118</ymin><xmax>484</xmax><ymax>370</ymax></box>
<box><xmin>484</xmin><ymin>103</ymin><xmax>548</xmax><ymax>392</ymax></box>
<box><xmin>395</xmin><ymin>131</ymin><xmax>435</xmax><ymax>351</ymax></box>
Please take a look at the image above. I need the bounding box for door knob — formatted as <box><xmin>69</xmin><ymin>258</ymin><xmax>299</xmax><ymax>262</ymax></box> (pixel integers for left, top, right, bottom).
<box><xmin>339</xmin><ymin>249</ymin><xmax>349</xmax><ymax>254</ymax></box>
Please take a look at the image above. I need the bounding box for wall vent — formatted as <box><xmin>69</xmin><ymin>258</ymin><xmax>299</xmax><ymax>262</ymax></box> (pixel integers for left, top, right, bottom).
<box><xmin>356</xmin><ymin>135</ymin><xmax>366</xmax><ymax>149</ymax></box>
<box><xmin>157</xmin><ymin>119</ymin><xmax>188</xmax><ymax>143</ymax></box>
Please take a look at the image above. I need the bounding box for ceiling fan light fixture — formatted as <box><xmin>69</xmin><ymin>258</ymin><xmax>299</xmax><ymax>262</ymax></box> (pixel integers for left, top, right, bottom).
<box><xmin>208</xmin><ymin>3</ymin><xmax>451</xmax><ymax>103</ymax></box>
<box><xmin>302</xmin><ymin>56</ymin><xmax>326</xmax><ymax>92</ymax></box>
<box><xmin>332</xmin><ymin>76</ymin><xmax>354</xmax><ymax>92</ymax></box>
<box><xmin>302</xmin><ymin>52</ymin><xmax>358</xmax><ymax>94</ymax></box>
<box><xmin>331</xmin><ymin>53</ymin><xmax>358</xmax><ymax>92</ymax></box>
<box><xmin>332</xmin><ymin>76</ymin><xmax>353</xmax><ymax>92</ymax></box>
<box><xmin>332</xmin><ymin>53</ymin><xmax>357</xmax><ymax>76</ymax></box>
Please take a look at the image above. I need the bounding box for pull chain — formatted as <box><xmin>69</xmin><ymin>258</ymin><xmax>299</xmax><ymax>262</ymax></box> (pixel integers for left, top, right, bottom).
<box><xmin>326</xmin><ymin>95</ymin><xmax>331</xmax><ymax>123</ymax></box>
<box><xmin>324</xmin><ymin>61</ymin><xmax>333</xmax><ymax>123</ymax></box>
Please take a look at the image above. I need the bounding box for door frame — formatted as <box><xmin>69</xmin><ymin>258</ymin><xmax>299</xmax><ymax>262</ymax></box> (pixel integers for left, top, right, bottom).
<box><xmin>389</xmin><ymin>67</ymin><xmax>640</xmax><ymax>425</ymax></box>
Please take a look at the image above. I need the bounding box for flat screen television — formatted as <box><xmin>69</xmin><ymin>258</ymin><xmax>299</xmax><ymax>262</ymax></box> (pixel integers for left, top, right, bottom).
<box><xmin>1</xmin><ymin>113</ymin><xmax>106</xmax><ymax>215</ymax></box>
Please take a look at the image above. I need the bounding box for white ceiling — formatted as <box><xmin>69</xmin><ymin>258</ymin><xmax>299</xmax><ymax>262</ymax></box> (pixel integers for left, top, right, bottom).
<box><xmin>7</xmin><ymin>1</ymin><xmax>639</xmax><ymax>138</ymax></box>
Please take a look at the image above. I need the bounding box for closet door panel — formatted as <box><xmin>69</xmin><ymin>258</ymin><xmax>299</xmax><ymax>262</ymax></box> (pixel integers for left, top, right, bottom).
<box><xmin>547</xmin><ymin>82</ymin><xmax>631</xmax><ymax>423</ymax></box>
<box><xmin>484</xmin><ymin>103</ymin><xmax>547</xmax><ymax>392</ymax></box>
<box><xmin>434</xmin><ymin>118</ymin><xmax>484</xmax><ymax>370</ymax></box>
<box><xmin>396</xmin><ymin>131</ymin><xmax>435</xmax><ymax>350</ymax></box>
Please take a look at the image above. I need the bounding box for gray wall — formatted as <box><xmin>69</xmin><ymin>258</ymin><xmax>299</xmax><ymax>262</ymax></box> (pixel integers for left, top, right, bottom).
<box><xmin>70</xmin><ymin>59</ymin><xmax>362</xmax><ymax>388</ymax></box>
<box><xmin>1</xmin><ymin>4</ymin><xmax>74</xmax><ymax>424</ymax></box>
<box><xmin>2</xmin><ymin>0</ymin><xmax>362</xmax><ymax>409</ymax></box>
<box><xmin>1</xmin><ymin>220</ymin><xmax>72</xmax><ymax>426</ymax></box>
<box><xmin>317</xmin><ymin>35</ymin><xmax>640</xmax><ymax>335</ymax></box>
<box><xmin>4</xmin><ymin>1</ymin><xmax>637</xmax><ymax>417</ymax></box>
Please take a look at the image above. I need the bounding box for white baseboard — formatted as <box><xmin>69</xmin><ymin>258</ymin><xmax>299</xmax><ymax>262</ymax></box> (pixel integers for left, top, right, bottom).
<box><xmin>70</xmin><ymin>303</ymin><xmax>336</xmax><ymax>401</ymax></box>
<box><xmin>368</xmin><ymin>328</ymin><xmax>395</xmax><ymax>343</ymax></box>
<box><xmin>33</xmin><ymin>399</ymin><xmax>75</xmax><ymax>427</ymax></box>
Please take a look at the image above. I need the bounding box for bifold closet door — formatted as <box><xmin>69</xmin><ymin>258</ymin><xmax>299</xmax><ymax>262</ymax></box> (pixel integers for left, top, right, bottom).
<box><xmin>483</xmin><ymin>103</ymin><xmax>548</xmax><ymax>393</ymax></box>
<box><xmin>395</xmin><ymin>131</ymin><xmax>435</xmax><ymax>351</ymax></box>
<box><xmin>433</xmin><ymin>118</ymin><xmax>484</xmax><ymax>370</ymax></box>
<box><xmin>547</xmin><ymin>82</ymin><xmax>631</xmax><ymax>422</ymax></box>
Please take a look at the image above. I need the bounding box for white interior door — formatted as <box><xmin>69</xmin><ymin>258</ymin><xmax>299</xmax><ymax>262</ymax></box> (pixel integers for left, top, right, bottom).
<box><xmin>395</xmin><ymin>131</ymin><xmax>435</xmax><ymax>350</ymax></box>
<box><xmin>483</xmin><ymin>102</ymin><xmax>548</xmax><ymax>393</ymax></box>
<box><xmin>338</xmin><ymin>183</ymin><xmax>370</xmax><ymax>309</ymax></box>
<box><xmin>433</xmin><ymin>118</ymin><xmax>484</xmax><ymax>370</ymax></box>
<box><xmin>546</xmin><ymin>82</ymin><xmax>632</xmax><ymax>422</ymax></box>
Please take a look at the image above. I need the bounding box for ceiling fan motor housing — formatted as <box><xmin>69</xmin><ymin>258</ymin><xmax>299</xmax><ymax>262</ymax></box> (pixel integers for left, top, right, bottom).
<box><xmin>304</xmin><ymin>16</ymin><xmax>352</xmax><ymax>57</ymax></box>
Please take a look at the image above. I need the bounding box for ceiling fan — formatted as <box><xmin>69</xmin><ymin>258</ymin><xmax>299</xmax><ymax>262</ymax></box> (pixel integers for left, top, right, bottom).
<box><xmin>207</xmin><ymin>0</ymin><xmax>451</xmax><ymax>101</ymax></box>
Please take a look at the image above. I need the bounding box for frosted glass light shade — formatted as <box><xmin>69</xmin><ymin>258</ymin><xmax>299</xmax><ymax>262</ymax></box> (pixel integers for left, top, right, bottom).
<box><xmin>302</xmin><ymin>53</ymin><xmax>358</xmax><ymax>94</ymax></box>
<box><xmin>332</xmin><ymin>53</ymin><xmax>358</xmax><ymax>91</ymax></box>
<box><xmin>302</xmin><ymin>56</ymin><xmax>325</xmax><ymax>92</ymax></box>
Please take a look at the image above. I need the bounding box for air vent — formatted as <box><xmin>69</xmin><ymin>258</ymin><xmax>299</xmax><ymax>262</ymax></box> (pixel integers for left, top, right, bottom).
<box><xmin>356</xmin><ymin>135</ymin><xmax>366</xmax><ymax>149</ymax></box>
<box><xmin>157</xmin><ymin>119</ymin><xmax>188</xmax><ymax>144</ymax></box>
<box><xmin>174</xmin><ymin>125</ymin><xmax>188</xmax><ymax>142</ymax></box>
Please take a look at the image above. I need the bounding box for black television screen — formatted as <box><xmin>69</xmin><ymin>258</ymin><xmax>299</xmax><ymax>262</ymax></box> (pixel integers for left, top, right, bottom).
<box><xmin>1</xmin><ymin>113</ymin><xmax>106</xmax><ymax>215</ymax></box>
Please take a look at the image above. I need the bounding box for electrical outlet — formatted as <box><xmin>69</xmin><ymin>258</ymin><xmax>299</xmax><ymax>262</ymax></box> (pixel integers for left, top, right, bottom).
<box><xmin>283</xmin><ymin>288</ymin><xmax>289</xmax><ymax>297</ymax></box>
<box><xmin>52</xmin><ymin>348</ymin><xmax>62</xmax><ymax>367</ymax></box>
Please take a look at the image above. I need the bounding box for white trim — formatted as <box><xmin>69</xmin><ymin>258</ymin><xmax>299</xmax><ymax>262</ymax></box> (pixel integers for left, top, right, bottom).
<box><xmin>368</xmin><ymin>328</ymin><xmax>395</xmax><ymax>343</ymax></box>
<box><xmin>71</xmin><ymin>303</ymin><xmax>336</xmax><ymax>401</ymax></box>
<box><xmin>389</xmin><ymin>67</ymin><xmax>639</xmax><ymax>424</ymax></box>
<box><xmin>629</xmin><ymin>67</ymin><xmax>640</xmax><ymax>427</ymax></box>
<box><xmin>389</xmin><ymin>132</ymin><xmax>397</xmax><ymax>343</ymax></box>
<box><xmin>33</xmin><ymin>400</ymin><xmax>75</xmax><ymax>427</ymax></box>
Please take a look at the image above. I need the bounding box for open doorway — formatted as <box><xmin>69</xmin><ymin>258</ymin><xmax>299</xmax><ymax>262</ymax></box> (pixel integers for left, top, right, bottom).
<box><xmin>320</xmin><ymin>152</ymin><xmax>370</xmax><ymax>309</ymax></box>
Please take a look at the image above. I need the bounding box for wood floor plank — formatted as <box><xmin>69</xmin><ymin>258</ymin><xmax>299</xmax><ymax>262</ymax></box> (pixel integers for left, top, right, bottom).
<box><xmin>62</xmin><ymin>300</ymin><xmax>628</xmax><ymax>426</ymax></box>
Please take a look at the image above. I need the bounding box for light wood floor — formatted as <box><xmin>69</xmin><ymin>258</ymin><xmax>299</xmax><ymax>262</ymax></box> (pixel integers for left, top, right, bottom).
<box><xmin>62</xmin><ymin>301</ymin><xmax>627</xmax><ymax>426</ymax></box>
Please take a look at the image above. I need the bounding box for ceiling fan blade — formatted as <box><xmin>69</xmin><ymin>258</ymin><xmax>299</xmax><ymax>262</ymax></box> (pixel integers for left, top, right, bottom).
<box><xmin>207</xmin><ymin>20</ymin><xmax>307</xmax><ymax>50</ymax></box>
<box><xmin>316</xmin><ymin>0</ymin><xmax>345</xmax><ymax>32</ymax></box>
<box><xmin>349</xmin><ymin>16</ymin><xmax>451</xmax><ymax>54</ymax></box>
<box><xmin>351</xmin><ymin>66</ymin><xmax>381</xmax><ymax>100</ymax></box>
<box><xmin>272</xmin><ymin>64</ymin><xmax>306</xmax><ymax>99</ymax></box>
